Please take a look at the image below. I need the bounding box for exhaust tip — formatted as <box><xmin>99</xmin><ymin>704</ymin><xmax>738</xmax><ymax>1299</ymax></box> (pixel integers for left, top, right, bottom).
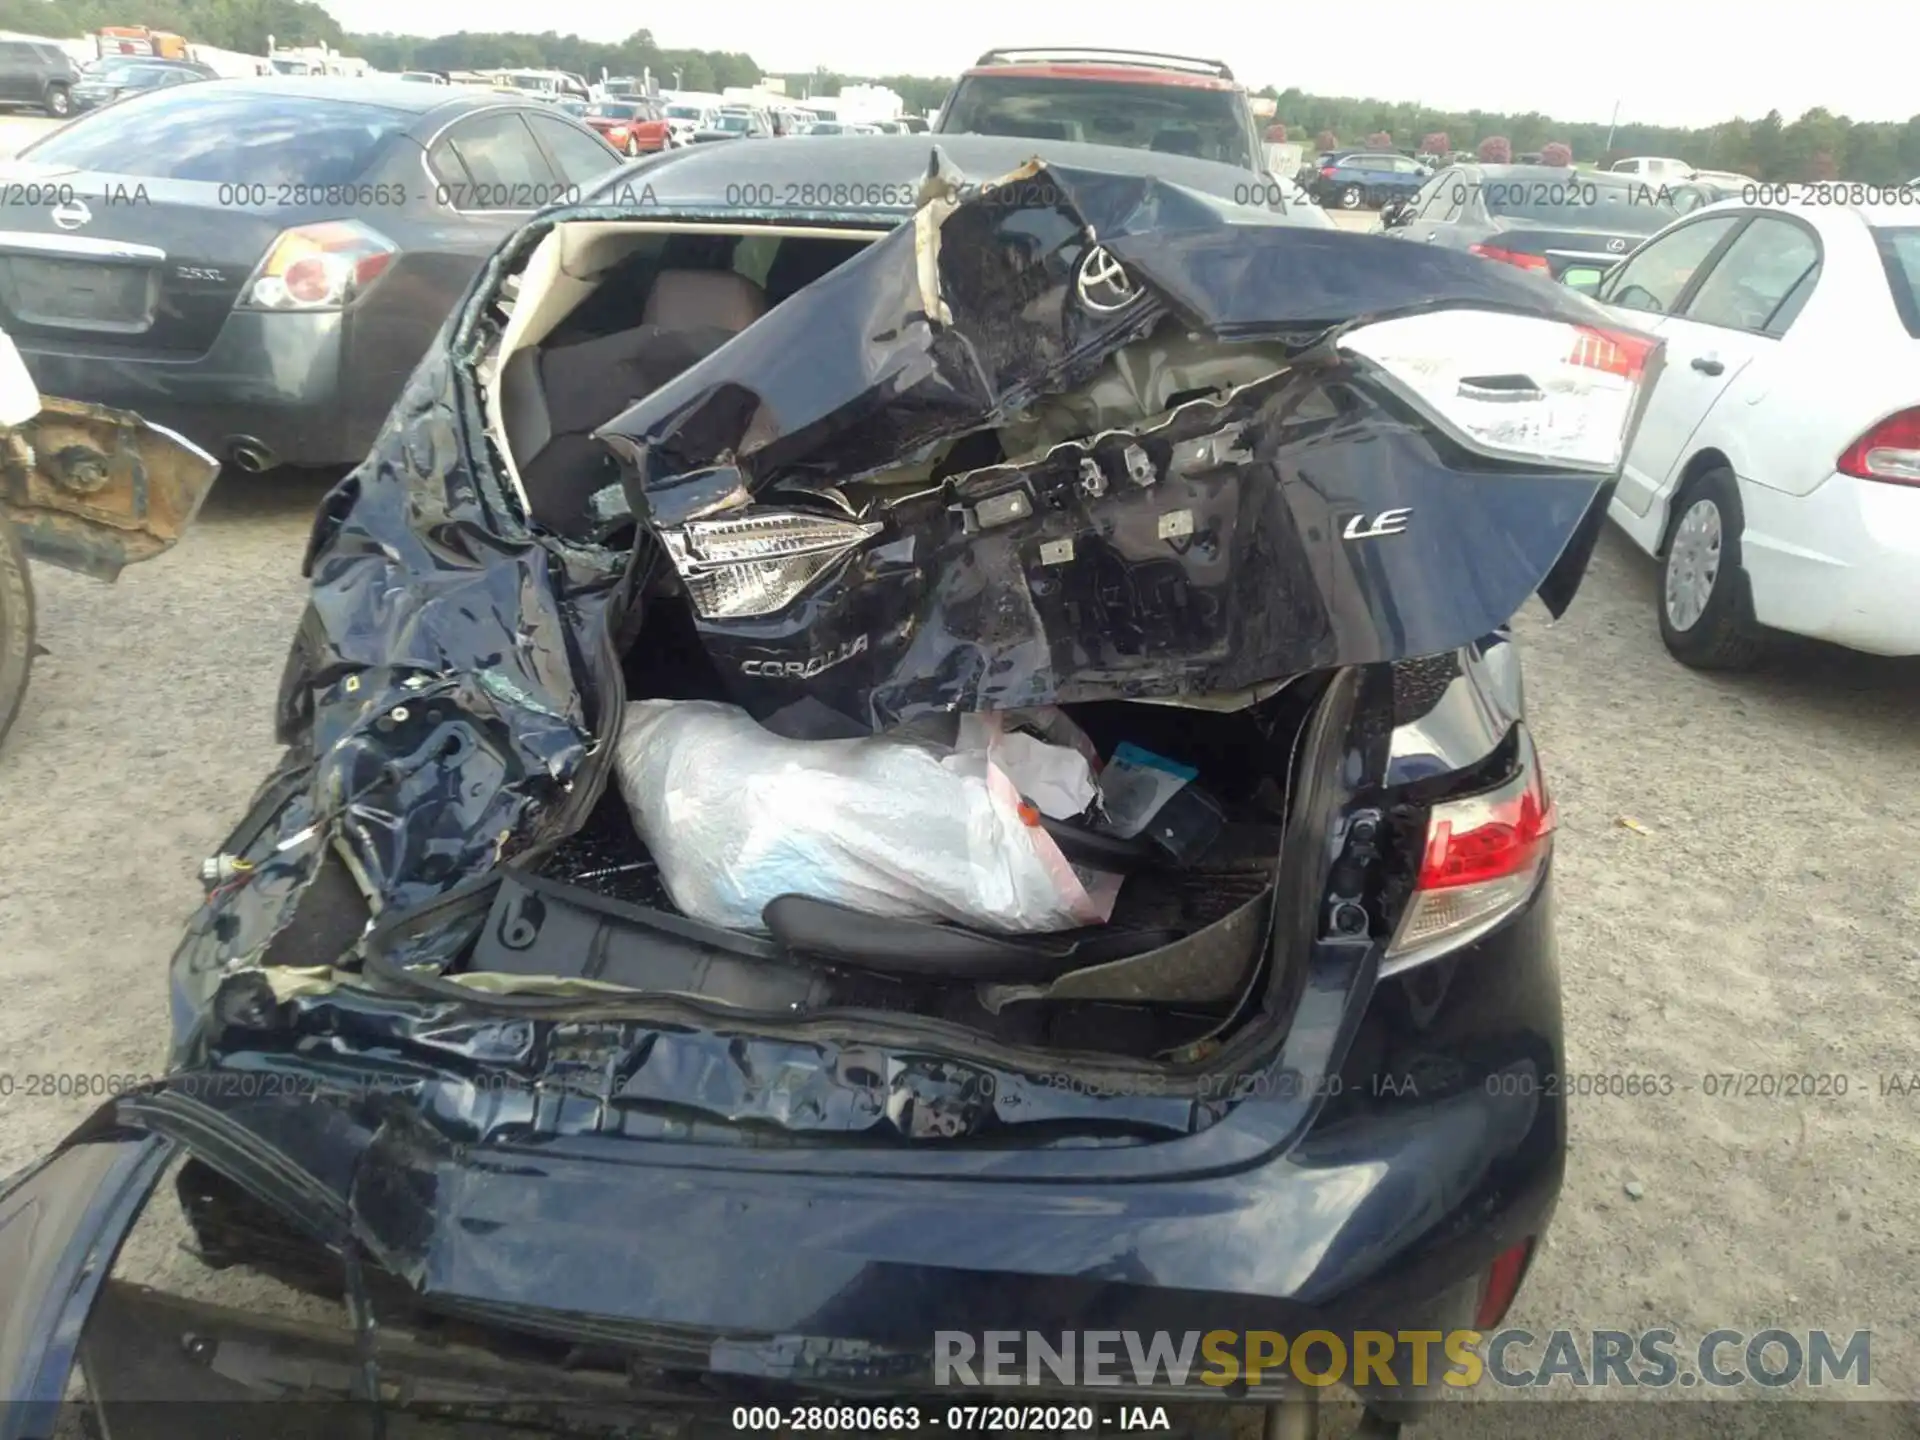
<box><xmin>226</xmin><ymin>439</ymin><xmax>275</xmax><ymax>474</ymax></box>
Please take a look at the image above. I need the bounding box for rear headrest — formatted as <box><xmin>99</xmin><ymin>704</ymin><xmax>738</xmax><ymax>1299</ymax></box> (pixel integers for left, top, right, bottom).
<box><xmin>641</xmin><ymin>269</ymin><xmax>766</xmax><ymax>333</ymax></box>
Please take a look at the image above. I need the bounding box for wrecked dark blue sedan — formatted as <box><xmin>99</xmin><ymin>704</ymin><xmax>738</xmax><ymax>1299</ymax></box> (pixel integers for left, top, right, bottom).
<box><xmin>0</xmin><ymin>136</ymin><xmax>1663</xmax><ymax>1440</ymax></box>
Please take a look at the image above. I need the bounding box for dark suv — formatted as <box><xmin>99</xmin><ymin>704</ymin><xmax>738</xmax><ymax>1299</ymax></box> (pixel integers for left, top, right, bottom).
<box><xmin>934</xmin><ymin>46</ymin><xmax>1263</xmax><ymax>171</ymax></box>
<box><xmin>0</xmin><ymin>35</ymin><xmax>79</xmax><ymax>117</ymax></box>
<box><xmin>1311</xmin><ymin>149</ymin><xmax>1432</xmax><ymax>209</ymax></box>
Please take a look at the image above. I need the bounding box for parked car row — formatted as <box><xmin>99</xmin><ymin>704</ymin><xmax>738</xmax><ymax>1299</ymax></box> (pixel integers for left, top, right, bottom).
<box><xmin>69</xmin><ymin>54</ymin><xmax>216</xmax><ymax>111</ymax></box>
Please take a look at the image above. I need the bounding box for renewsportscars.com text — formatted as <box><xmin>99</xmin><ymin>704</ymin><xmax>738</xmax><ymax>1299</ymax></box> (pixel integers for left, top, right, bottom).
<box><xmin>934</xmin><ymin>1328</ymin><xmax>1872</xmax><ymax>1390</ymax></box>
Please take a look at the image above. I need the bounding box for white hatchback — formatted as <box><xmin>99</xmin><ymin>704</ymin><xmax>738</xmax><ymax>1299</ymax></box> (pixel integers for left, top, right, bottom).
<box><xmin>1581</xmin><ymin>199</ymin><xmax>1920</xmax><ymax>667</ymax></box>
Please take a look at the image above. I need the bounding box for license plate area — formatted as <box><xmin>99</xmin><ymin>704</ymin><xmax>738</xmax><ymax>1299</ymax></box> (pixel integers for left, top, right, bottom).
<box><xmin>0</xmin><ymin>255</ymin><xmax>156</xmax><ymax>332</ymax></box>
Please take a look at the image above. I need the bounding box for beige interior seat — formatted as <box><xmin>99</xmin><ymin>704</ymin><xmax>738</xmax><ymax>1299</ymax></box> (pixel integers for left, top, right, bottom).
<box><xmin>502</xmin><ymin>269</ymin><xmax>767</xmax><ymax>533</ymax></box>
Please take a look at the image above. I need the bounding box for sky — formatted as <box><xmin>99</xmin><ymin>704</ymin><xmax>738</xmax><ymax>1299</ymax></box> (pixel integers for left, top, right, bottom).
<box><xmin>319</xmin><ymin>0</ymin><xmax>1911</xmax><ymax>129</ymax></box>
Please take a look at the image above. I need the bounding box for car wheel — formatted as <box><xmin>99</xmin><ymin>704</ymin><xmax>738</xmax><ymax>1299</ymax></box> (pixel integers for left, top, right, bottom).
<box><xmin>1339</xmin><ymin>184</ymin><xmax>1364</xmax><ymax>209</ymax></box>
<box><xmin>1658</xmin><ymin>467</ymin><xmax>1766</xmax><ymax>670</ymax></box>
<box><xmin>44</xmin><ymin>84</ymin><xmax>71</xmax><ymax>118</ymax></box>
<box><xmin>0</xmin><ymin>518</ymin><xmax>35</xmax><ymax>748</ymax></box>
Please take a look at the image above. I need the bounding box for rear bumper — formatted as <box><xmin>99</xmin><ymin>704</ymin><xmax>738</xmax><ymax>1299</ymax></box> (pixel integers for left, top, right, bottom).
<box><xmin>14</xmin><ymin>309</ymin><xmax>374</xmax><ymax>470</ymax></box>
<box><xmin>1738</xmin><ymin>472</ymin><xmax>1920</xmax><ymax>655</ymax></box>
<box><xmin>3</xmin><ymin>877</ymin><xmax>1564</xmax><ymax>1417</ymax></box>
<box><xmin>175</xmin><ymin>880</ymin><xmax>1561</xmax><ymax>1407</ymax></box>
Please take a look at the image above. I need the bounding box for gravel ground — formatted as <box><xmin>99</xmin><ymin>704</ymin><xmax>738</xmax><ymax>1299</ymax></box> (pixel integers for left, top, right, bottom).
<box><xmin>0</xmin><ymin>155</ymin><xmax>1914</xmax><ymax>1435</ymax></box>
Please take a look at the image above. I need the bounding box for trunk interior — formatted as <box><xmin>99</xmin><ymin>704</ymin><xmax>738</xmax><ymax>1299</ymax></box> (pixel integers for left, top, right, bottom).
<box><xmin>487</xmin><ymin>601</ymin><xmax>1327</xmax><ymax>1062</ymax></box>
<box><xmin>456</xmin><ymin>219</ymin><xmax>1336</xmax><ymax>1064</ymax></box>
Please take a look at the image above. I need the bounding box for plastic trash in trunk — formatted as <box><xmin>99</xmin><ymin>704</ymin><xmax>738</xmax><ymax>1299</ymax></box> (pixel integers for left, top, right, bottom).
<box><xmin>612</xmin><ymin>699</ymin><xmax>1123</xmax><ymax>935</ymax></box>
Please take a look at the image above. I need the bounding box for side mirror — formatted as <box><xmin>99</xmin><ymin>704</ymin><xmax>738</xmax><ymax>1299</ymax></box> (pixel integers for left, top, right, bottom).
<box><xmin>1381</xmin><ymin>201</ymin><xmax>1413</xmax><ymax>228</ymax></box>
<box><xmin>1562</xmin><ymin>266</ymin><xmax>1605</xmax><ymax>295</ymax></box>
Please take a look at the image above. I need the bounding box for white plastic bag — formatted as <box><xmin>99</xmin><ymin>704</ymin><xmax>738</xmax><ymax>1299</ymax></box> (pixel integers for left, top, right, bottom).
<box><xmin>613</xmin><ymin>700</ymin><xmax>1120</xmax><ymax>935</ymax></box>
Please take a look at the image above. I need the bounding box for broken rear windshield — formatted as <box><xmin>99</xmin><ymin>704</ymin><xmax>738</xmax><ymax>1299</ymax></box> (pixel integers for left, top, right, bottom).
<box><xmin>940</xmin><ymin>75</ymin><xmax>1253</xmax><ymax>170</ymax></box>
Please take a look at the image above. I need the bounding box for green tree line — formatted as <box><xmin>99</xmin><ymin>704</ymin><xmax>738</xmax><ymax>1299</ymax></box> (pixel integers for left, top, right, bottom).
<box><xmin>1259</xmin><ymin>88</ymin><xmax>1920</xmax><ymax>183</ymax></box>
<box><xmin>3</xmin><ymin>0</ymin><xmax>1916</xmax><ymax>182</ymax></box>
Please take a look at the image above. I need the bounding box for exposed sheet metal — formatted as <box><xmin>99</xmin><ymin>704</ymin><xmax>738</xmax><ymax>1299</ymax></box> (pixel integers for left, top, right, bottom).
<box><xmin>171</xmin><ymin>150</ymin><xmax>1625</xmax><ymax>1041</ymax></box>
<box><xmin>0</xmin><ymin>396</ymin><xmax>218</xmax><ymax>582</ymax></box>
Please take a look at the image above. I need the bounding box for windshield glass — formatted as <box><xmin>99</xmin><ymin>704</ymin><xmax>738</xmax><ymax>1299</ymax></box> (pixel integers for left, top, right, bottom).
<box><xmin>666</xmin><ymin>105</ymin><xmax>704</xmax><ymax>120</ymax></box>
<box><xmin>585</xmin><ymin>103</ymin><xmax>639</xmax><ymax>119</ymax></box>
<box><xmin>1874</xmin><ymin>227</ymin><xmax>1920</xmax><ymax>338</ymax></box>
<box><xmin>940</xmin><ymin>74</ymin><xmax>1252</xmax><ymax>168</ymax></box>
<box><xmin>713</xmin><ymin>115</ymin><xmax>750</xmax><ymax>132</ymax></box>
<box><xmin>24</xmin><ymin>88</ymin><xmax>410</xmax><ymax>183</ymax></box>
<box><xmin>1483</xmin><ymin>175</ymin><xmax>1685</xmax><ymax>233</ymax></box>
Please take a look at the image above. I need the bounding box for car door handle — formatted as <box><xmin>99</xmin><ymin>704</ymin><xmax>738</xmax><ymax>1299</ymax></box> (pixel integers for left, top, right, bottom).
<box><xmin>1691</xmin><ymin>357</ymin><xmax>1725</xmax><ymax>376</ymax></box>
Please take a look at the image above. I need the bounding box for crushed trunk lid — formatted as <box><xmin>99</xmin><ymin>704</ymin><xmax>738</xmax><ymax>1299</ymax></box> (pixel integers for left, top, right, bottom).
<box><xmin>190</xmin><ymin>148</ymin><xmax>1652</xmax><ymax>988</ymax></box>
<box><xmin>595</xmin><ymin>151</ymin><xmax>1656</xmax><ymax>733</ymax></box>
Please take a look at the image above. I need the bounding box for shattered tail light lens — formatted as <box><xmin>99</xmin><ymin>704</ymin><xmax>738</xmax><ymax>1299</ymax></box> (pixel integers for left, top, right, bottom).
<box><xmin>1383</xmin><ymin>734</ymin><xmax>1555</xmax><ymax>977</ymax></box>
<box><xmin>661</xmin><ymin>510</ymin><xmax>883</xmax><ymax>619</ymax></box>
<box><xmin>1338</xmin><ymin>309</ymin><xmax>1657</xmax><ymax>471</ymax></box>
<box><xmin>237</xmin><ymin>221</ymin><xmax>398</xmax><ymax>312</ymax></box>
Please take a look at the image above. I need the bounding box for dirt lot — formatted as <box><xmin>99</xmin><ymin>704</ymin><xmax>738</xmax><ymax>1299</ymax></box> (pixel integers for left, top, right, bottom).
<box><xmin>0</xmin><ymin>137</ymin><xmax>1914</xmax><ymax>1432</ymax></box>
<box><xmin>0</xmin><ymin>112</ymin><xmax>58</xmax><ymax>156</ymax></box>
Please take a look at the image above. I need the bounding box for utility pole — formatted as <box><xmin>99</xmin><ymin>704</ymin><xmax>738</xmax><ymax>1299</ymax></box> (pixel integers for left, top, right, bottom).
<box><xmin>1604</xmin><ymin>99</ymin><xmax>1620</xmax><ymax>155</ymax></box>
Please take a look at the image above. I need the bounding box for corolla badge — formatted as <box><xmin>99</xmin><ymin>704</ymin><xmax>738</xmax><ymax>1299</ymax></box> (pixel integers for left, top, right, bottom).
<box><xmin>740</xmin><ymin>633</ymin><xmax>870</xmax><ymax>679</ymax></box>
<box><xmin>1343</xmin><ymin>508</ymin><xmax>1412</xmax><ymax>540</ymax></box>
<box><xmin>50</xmin><ymin>199</ymin><xmax>92</xmax><ymax>231</ymax></box>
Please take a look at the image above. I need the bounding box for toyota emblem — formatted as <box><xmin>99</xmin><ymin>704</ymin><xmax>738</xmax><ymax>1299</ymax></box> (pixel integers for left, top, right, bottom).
<box><xmin>51</xmin><ymin>200</ymin><xmax>92</xmax><ymax>231</ymax></box>
<box><xmin>1607</xmin><ymin>237</ymin><xmax>1628</xmax><ymax>253</ymax></box>
<box><xmin>1075</xmin><ymin>245</ymin><xmax>1140</xmax><ymax>312</ymax></box>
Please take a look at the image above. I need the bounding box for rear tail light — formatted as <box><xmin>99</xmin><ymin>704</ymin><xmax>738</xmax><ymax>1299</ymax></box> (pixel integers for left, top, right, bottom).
<box><xmin>660</xmin><ymin>509</ymin><xmax>883</xmax><ymax>618</ymax></box>
<box><xmin>1383</xmin><ymin>732</ymin><xmax>1554</xmax><ymax>976</ymax></box>
<box><xmin>1320</xmin><ymin>165</ymin><xmax>1338</xmax><ymax>179</ymax></box>
<box><xmin>1468</xmin><ymin>243</ymin><xmax>1552</xmax><ymax>273</ymax></box>
<box><xmin>1474</xmin><ymin>1240</ymin><xmax>1536</xmax><ymax>1329</ymax></box>
<box><xmin>1836</xmin><ymin>406</ymin><xmax>1920</xmax><ymax>485</ymax></box>
<box><xmin>236</xmin><ymin>220</ymin><xmax>397</xmax><ymax>312</ymax></box>
<box><xmin>1338</xmin><ymin>309</ymin><xmax>1658</xmax><ymax>471</ymax></box>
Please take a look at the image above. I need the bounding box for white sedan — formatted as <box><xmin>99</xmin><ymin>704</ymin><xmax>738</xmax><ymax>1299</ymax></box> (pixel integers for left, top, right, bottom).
<box><xmin>1580</xmin><ymin>199</ymin><xmax>1920</xmax><ymax>668</ymax></box>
